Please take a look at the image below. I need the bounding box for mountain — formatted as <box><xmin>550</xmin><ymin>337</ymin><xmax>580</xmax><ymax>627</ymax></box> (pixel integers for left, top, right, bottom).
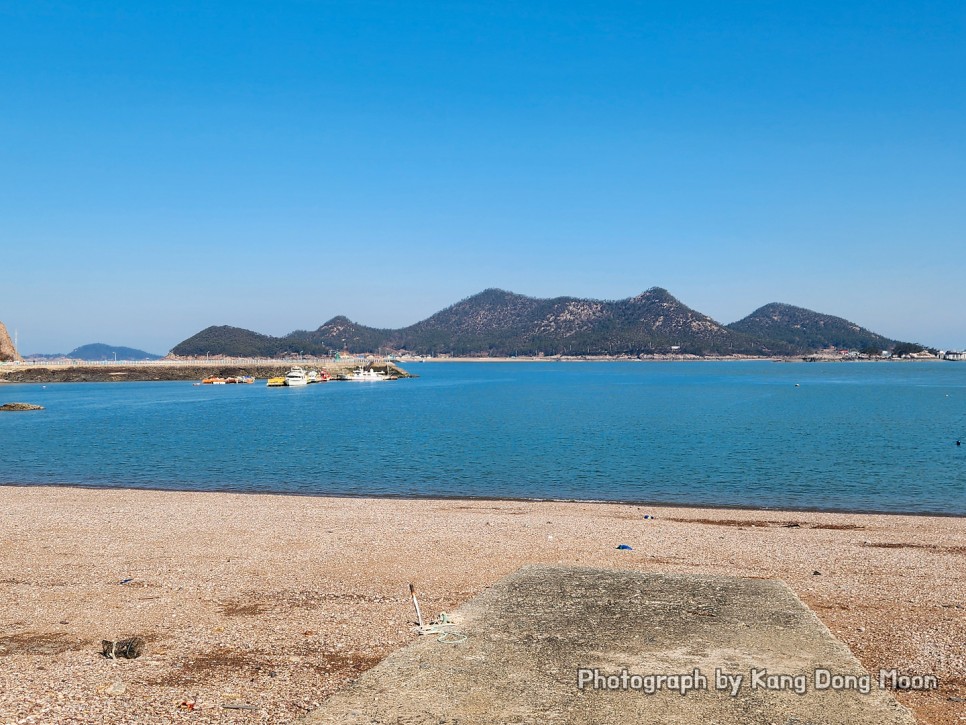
<box><xmin>177</xmin><ymin>287</ymin><xmax>899</xmax><ymax>357</ymax></box>
<box><xmin>396</xmin><ymin>289</ymin><xmax>570</xmax><ymax>355</ymax></box>
<box><xmin>727</xmin><ymin>303</ymin><xmax>896</xmax><ymax>353</ymax></box>
<box><xmin>68</xmin><ymin>343</ymin><xmax>162</xmax><ymax>361</ymax></box>
<box><xmin>0</xmin><ymin>321</ymin><xmax>22</xmax><ymax>362</ymax></box>
<box><xmin>391</xmin><ymin>288</ymin><xmax>765</xmax><ymax>356</ymax></box>
<box><xmin>170</xmin><ymin>289</ymin><xmax>907</xmax><ymax>358</ymax></box>
<box><xmin>609</xmin><ymin>288</ymin><xmax>768</xmax><ymax>356</ymax></box>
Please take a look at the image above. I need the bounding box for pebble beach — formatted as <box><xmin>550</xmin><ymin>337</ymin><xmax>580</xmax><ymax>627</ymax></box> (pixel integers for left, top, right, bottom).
<box><xmin>1</xmin><ymin>486</ymin><xmax>963</xmax><ymax>724</ymax></box>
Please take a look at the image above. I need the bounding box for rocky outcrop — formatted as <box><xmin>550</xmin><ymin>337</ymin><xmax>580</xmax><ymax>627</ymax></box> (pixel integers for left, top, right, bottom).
<box><xmin>0</xmin><ymin>321</ymin><xmax>21</xmax><ymax>362</ymax></box>
<box><xmin>0</xmin><ymin>402</ymin><xmax>44</xmax><ymax>411</ymax></box>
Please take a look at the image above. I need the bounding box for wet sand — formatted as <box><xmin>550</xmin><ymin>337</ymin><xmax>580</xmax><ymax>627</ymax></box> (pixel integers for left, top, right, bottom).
<box><xmin>0</xmin><ymin>486</ymin><xmax>963</xmax><ymax>724</ymax></box>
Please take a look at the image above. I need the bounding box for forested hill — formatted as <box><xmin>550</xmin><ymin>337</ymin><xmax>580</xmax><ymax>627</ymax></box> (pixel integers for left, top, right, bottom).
<box><xmin>68</xmin><ymin>343</ymin><xmax>162</xmax><ymax>361</ymax></box>
<box><xmin>726</xmin><ymin>303</ymin><xmax>896</xmax><ymax>353</ymax></box>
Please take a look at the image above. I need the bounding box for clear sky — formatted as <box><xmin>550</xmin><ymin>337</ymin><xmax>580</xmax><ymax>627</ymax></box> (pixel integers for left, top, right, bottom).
<box><xmin>2</xmin><ymin>1</ymin><xmax>964</xmax><ymax>354</ymax></box>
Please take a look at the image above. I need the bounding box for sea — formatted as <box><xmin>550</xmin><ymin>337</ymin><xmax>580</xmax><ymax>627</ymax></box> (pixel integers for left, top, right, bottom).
<box><xmin>1</xmin><ymin>361</ymin><xmax>964</xmax><ymax>515</ymax></box>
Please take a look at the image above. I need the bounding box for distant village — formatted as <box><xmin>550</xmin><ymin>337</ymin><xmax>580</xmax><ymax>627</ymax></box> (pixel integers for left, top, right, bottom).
<box><xmin>806</xmin><ymin>348</ymin><xmax>966</xmax><ymax>361</ymax></box>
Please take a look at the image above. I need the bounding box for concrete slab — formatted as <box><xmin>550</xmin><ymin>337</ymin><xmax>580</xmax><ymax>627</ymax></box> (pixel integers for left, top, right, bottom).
<box><xmin>305</xmin><ymin>566</ymin><xmax>915</xmax><ymax>724</ymax></box>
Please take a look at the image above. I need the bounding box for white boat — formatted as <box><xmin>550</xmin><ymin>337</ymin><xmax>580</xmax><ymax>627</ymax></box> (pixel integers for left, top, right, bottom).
<box><xmin>284</xmin><ymin>366</ymin><xmax>309</xmax><ymax>386</ymax></box>
<box><xmin>306</xmin><ymin>369</ymin><xmax>331</xmax><ymax>384</ymax></box>
<box><xmin>346</xmin><ymin>367</ymin><xmax>388</xmax><ymax>382</ymax></box>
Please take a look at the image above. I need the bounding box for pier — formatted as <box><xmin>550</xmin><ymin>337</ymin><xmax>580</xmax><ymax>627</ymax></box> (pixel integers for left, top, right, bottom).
<box><xmin>306</xmin><ymin>566</ymin><xmax>916</xmax><ymax>725</ymax></box>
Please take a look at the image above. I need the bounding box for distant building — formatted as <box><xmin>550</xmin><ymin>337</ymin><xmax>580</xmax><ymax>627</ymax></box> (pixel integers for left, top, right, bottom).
<box><xmin>943</xmin><ymin>350</ymin><xmax>966</xmax><ymax>361</ymax></box>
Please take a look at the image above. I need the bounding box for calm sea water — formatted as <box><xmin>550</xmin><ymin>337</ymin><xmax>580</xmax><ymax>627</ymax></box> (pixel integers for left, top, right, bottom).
<box><xmin>1</xmin><ymin>361</ymin><xmax>964</xmax><ymax>515</ymax></box>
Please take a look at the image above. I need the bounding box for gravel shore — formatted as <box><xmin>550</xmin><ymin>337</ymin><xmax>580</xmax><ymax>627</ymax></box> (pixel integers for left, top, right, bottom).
<box><xmin>1</xmin><ymin>486</ymin><xmax>962</xmax><ymax>724</ymax></box>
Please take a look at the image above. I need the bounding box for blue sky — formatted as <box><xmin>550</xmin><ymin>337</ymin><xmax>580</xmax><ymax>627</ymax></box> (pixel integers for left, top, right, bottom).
<box><xmin>1</xmin><ymin>1</ymin><xmax>964</xmax><ymax>353</ymax></box>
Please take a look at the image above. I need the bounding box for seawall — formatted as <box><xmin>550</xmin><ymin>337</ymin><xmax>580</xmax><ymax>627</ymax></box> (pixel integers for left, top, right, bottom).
<box><xmin>0</xmin><ymin>359</ymin><xmax>411</xmax><ymax>383</ymax></box>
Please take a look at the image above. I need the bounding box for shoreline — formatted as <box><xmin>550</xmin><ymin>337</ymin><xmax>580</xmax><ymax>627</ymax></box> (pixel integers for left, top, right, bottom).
<box><xmin>1</xmin><ymin>485</ymin><xmax>963</xmax><ymax>723</ymax></box>
<box><xmin>1</xmin><ymin>354</ymin><xmax>950</xmax><ymax>383</ymax></box>
<box><xmin>393</xmin><ymin>355</ymin><xmax>948</xmax><ymax>363</ymax></box>
<box><xmin>2</xmin><ymin>481</ymin><xmax>964</xmax><ymax>519</ymax></box>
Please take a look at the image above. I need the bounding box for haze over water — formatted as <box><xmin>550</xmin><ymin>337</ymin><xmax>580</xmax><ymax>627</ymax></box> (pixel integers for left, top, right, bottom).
<box><xmin>2</xmin><ymin>362</ymin><xmax>964</xmax><ymax>515</ymax></box>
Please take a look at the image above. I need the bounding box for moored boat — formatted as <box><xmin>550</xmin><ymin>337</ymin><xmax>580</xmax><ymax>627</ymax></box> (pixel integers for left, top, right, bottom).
<box><xmin>346</xmin><ymin>366</ymin><xmax>388</xmax><ymax>382</ymax></box>
<box><xmin>284</xmin><ymin>367</ymin><xmax>309</xmax><ymax>386</ymax></box>
<box><xmin>204</xmin><ymin>375</ymin><xmax>256</xmax><ymax>385</ymax></box>
<box><xmin>266</xmin><ymin>376</ymin><xmax>286</xmax><ymax>387</ymax></box>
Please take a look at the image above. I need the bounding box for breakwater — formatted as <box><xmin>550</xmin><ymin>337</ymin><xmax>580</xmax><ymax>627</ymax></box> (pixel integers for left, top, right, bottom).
<box><xmin>0</xmin><ymin>360</ymin><xmax>411</xmax><ymax>383</ymax></box>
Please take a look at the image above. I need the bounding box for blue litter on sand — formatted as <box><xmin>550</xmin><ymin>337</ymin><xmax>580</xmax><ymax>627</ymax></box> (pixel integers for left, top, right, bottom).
<box><xmin>616</xmin><ymin>544</ymin><xmax>633</xmax><ymax>550</ymax></box>
<box><xmin>643</xmin><ymin>515</ymin><xmax>655</xmax><ymax>520</ymax></box>
<box><xmin>119</xmin><ymin>578</ymin><xmax>133</xmax><ymax>585</ymax></box>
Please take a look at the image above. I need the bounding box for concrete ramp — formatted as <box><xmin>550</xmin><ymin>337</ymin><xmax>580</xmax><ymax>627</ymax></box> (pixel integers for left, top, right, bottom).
<box><xmin>305</xmin><ymin>566</ymin><xmax>915</xmax><ymax>724</ymax></box>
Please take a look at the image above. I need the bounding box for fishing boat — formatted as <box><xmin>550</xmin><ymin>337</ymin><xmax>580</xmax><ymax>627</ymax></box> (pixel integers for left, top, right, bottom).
<box><xmin>346</xmin><ymin>366</ymin><xmax>388</xmax><ymax>382</ymax></box>
<box><xmin>266</xmin><ymin>376</ymin><xmax>286</xmax><ymax>387</ymax></box>
<box><xmin>306</xmin><ymin>369</ymin><xmax>331</xmax><ymax>384</ymax></box>
<box><xmin>284</xmin><ymin>367</ymin><xmax>309</xmax><ymax>386</ymax></box>
<box><xmin>202</xmin><ymin>377</ymin><xmax>228</xmax><ymax>385</ymax></box>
